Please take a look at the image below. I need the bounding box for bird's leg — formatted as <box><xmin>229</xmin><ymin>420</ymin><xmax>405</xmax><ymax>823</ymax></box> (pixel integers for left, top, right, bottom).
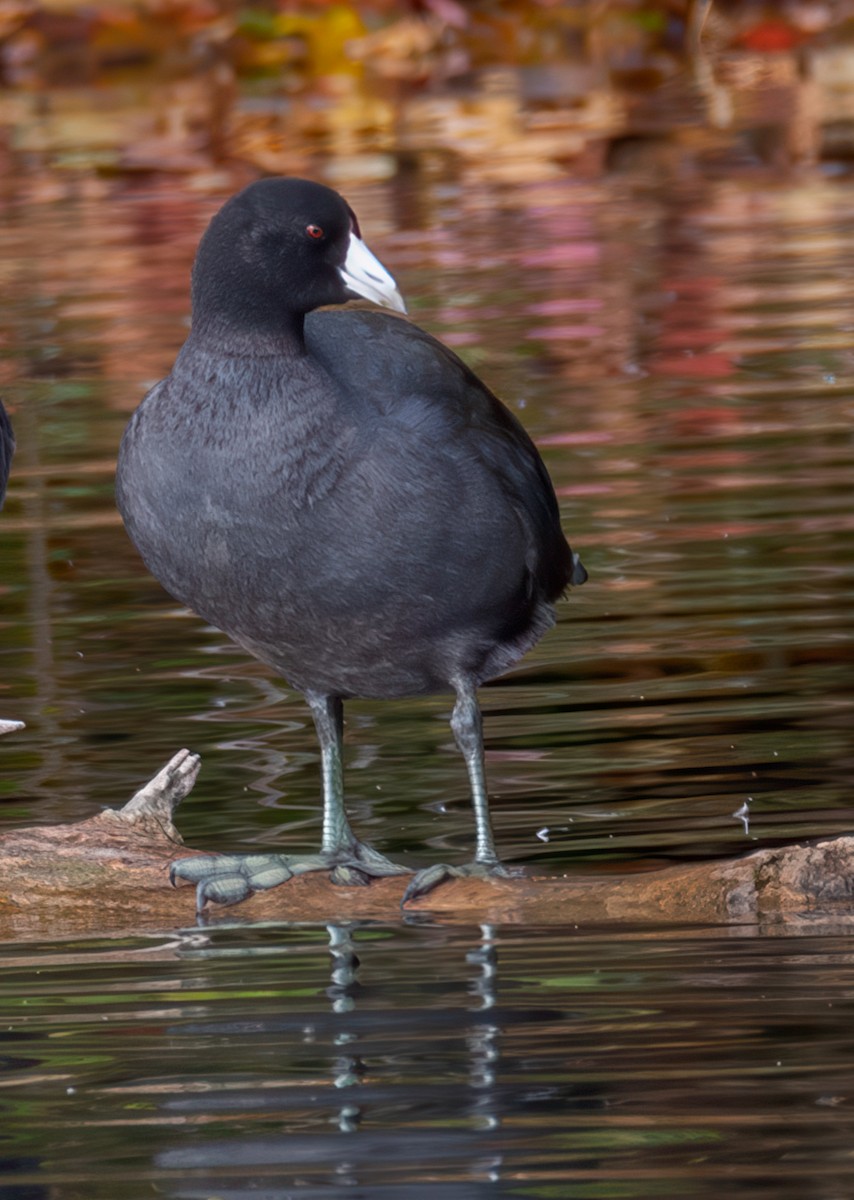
<box><xmin>402</xmin><ymin>676</ymin><xmax>521</xmax><ymax>905</ymax></box>
<box><xmin>307</xmin><ymin>690</ymin><xmax>410</xmax><ymax>885</ymax></box>
<box><xmin>453</xmin><ymin>681</ymin><xmax>498</xmax><ymax>866</ymax></box>
<box><xmin>312</xmin><ymin>690</ymin><xmax>354</xmax><ymax>854</ymax></box>
<box><xmin>170</xmin><ymin>690</ymin><xmax>410</xmax><ymax>912</ymax></box>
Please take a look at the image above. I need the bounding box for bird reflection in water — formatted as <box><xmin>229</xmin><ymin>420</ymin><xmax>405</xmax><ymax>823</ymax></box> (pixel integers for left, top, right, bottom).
<box><xmin>156</xmin><ymin>922</ymin><xmax>508</xmax><ymax>1195</ymax></box>
<box><xmin>326</xmin><ymin>922</ymin><xmax>503</xmax><ymax>1181</ymax></box>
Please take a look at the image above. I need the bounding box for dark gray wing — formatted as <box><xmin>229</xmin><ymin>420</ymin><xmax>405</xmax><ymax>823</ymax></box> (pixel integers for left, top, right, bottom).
<box><xmin>305</xmin><ymin>309</ymin><xmax>585</xmax><ymax>603</ymax></box>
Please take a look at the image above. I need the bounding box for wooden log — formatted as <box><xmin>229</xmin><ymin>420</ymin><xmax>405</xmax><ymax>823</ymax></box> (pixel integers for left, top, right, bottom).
<box><xmin>1</xmin><ymin>749</ymin><xmax>853</xmax><ymax>941</ymax></box>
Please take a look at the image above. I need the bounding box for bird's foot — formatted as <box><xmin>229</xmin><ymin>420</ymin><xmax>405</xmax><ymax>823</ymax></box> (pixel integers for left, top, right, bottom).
<box><xmin>170</xmin><ymin>842</ymin><xmax>411</xmax><ymax>912</ymax></box>
<box><xmin>170</xmin><ymin>852</ymin><xmax>299</xmax><ymax>911</ymax></box>
<box><xmin>401</xmin><ymin>858</ymin><xmax>522</xmax><ymax>906</ymax></box>
<box><xmin>328</xmin><ymin>839</ymin><xmax>412</xmax><ymax>886</ymax></box>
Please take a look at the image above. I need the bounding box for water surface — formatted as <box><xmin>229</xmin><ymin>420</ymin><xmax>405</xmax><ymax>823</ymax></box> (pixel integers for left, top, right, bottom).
<box><xmin>1</xmin><ymin>160</ymin><xmax>853</xmax><ymax>1194</ymax></box>
<box><xmin>4</xmin><ymin>921</ymin><xmax>854</xmax><ymax>1198</ymax></box>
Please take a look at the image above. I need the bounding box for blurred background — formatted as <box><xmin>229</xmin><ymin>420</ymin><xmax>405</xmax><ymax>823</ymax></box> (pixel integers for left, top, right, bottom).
<box><xmin>3</xmin><ymin>6</ymin><xmax>854</xmax><ymax>1199</ymax></box>
<box><xmin>1</xmin><ymin>0</ymin><xmax>853</xmax><ymax>866</ymax></box>
<box><xmin>1</xmin><ymin>0</ymin><xmax>854</xmax><ymax>864</ymax></box>
<box><xmin>2</xmin><ymin>0</ymin><xmax>854</xmax><ymax>182</ymax></box>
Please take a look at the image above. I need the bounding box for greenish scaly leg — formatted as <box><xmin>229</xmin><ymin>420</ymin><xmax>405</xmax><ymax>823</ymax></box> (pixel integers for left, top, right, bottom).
<box><xmin>307</xmin><ymin>691</ymin><xmax>411</xmax><ymax>886</ymax></box>
<box><xmin>402</xmin><ymin>676</ymin><xmax>521</xmax><ymax>906</ymax></box>
<box><xmin>170</xmin><ymin>690</ymin><xmax>410</xmax><ymax>912</ymax></box>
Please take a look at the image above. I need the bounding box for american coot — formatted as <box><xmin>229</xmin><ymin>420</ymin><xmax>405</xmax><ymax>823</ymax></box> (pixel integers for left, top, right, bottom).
<box><xmin>116</xmin><ymin>178</ymin><xmax>587</xmax><ymax>911</ymax></box>
<box><xmin>0</xmin><ymin>399</ymin><xmax>13</xmax><ymax>509</ymax></box>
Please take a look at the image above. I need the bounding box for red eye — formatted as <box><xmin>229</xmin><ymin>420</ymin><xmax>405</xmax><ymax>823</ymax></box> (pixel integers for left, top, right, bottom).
<box><xmin>306</xmin><ymin>224</ymin><xmax>324</xmax><ymax>240</ymax></box>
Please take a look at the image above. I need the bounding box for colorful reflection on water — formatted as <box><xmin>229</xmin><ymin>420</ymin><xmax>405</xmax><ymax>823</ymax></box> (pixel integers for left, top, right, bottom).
<box><xmin>0</xmin><ymin>153</ymin><xmax>853</xmax><ymax>1195</ymax></box>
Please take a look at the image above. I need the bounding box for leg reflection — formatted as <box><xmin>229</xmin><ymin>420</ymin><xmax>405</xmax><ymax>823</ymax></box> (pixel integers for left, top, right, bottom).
<box><xmin>467</xmin><ymin>923</ymin><xmax>503</xmax><ymax>1182</ymax></box>
<box><xmin>325</xmin><ymin>924</ymin><xmax>364</xmax><ymax>1133</ymax></box>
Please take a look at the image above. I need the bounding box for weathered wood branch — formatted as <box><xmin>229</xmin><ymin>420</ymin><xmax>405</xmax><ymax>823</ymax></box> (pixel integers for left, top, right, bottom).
<box><xmin>2</xmin><ymin>749</ymin><xmax>853</xmax><ymax>940</ymax></box>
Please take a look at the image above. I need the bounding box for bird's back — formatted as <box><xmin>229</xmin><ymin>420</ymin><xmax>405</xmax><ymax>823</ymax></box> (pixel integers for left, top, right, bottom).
<box><xmin>305</xmin><ymin>310</ymin><xmax>578</xmax><ymax>599</ymax></box>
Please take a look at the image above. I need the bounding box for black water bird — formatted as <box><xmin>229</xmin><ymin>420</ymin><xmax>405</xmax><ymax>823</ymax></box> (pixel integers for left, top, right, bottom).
<box><xmin>116</xmin><ymin>178</ymin><xmax>587</xmax><ymax>911</ymax></box>
<box><xmin>0</xmin><ymin>399</ymin><xmax>14</xmax><ymax>509</ymax></box>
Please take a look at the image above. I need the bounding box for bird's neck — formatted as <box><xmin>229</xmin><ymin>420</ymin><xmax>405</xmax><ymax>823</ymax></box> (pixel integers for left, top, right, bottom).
<box><xmin>188</xmin><ymin>310</ymin><xmax>309</xmax><ymax>357</ymax></box>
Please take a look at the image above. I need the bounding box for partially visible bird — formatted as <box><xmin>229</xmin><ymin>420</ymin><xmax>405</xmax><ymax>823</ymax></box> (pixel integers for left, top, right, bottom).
<box><xmin>116</xmin><ymin>177</ymin><xmax>587</xmax><ymax>911</ymax></box>
<box><xmin>0</xmin><ymin>399</ymin><xmax>14</xmax><ymax>510</ymax></box>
